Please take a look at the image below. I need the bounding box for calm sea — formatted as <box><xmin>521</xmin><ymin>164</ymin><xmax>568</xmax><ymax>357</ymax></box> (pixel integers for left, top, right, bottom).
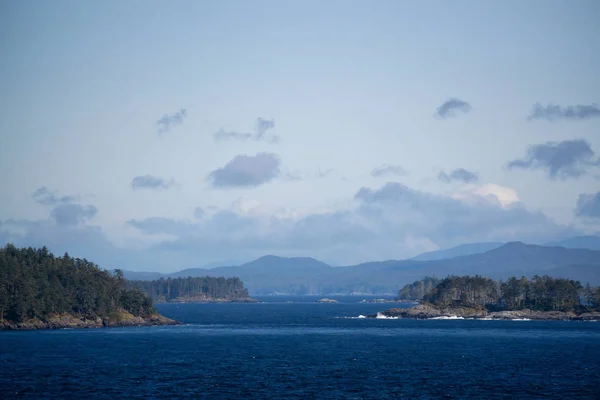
<box><xmin>1</xmin><ymin>295</ymin><xmax>599</xmax><ymax>399</ymax></box>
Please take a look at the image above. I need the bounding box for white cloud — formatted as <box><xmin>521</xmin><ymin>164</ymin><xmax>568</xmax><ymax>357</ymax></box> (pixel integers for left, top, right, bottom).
<box><xmin>451</xmin><ymin>183</ymin><xmax>520</xmax><ymax>208</ymax></box>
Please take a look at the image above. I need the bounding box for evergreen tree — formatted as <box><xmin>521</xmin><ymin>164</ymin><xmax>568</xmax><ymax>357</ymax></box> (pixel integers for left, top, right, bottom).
<box><xmin>0</xmin><ymin>244</ymin><xmax>156</xmax><ymax>323</ymax></box>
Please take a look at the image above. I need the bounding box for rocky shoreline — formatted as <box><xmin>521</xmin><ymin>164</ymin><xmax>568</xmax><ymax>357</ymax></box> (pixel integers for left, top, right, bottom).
<box><xmin>369</xmin><ymin>304</ymin><xmax>600</xmax><ymax>321</ymax></box>
<box><xmin>0</xmin><ymin>312</ymin><xmax>181</xmax><ymax>331</ymax></box>
<box><xmin>157</xmin><ymin>296</ymin><xmax>258</xmax><ymax>304</ymax></box>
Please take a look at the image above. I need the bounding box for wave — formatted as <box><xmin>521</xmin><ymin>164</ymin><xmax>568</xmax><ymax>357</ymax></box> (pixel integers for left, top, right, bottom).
<box><xmin>375</xmin><ymin>313</ymin><xmax>399</xmax><ymax>319</ymax></box>
<box><xmin>429</xmin><ymin>316</ymin><xmax>465</xmax><ymax>320</ymax></box>
<box><xmin>334</xmin><ymin>315</ymin><xmax>367</xmax><ymax>319</ymax></box>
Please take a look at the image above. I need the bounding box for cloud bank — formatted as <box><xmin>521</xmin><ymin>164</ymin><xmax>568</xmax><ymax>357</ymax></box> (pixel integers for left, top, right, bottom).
<box><xmin>527</xmin><ymin>103</ymin><xmax>600</xmax><ymax>121</ymax></box>
<box><xmin>507</xmin><ymin>139</ymin><xmax>600</xmax><ymax>180</ymax></box>
<box><xmin>207</xmin><ymin>153</ymin><xmax>281</xmax><ymax>188</ymax></box>
<box><xmin>31</xmin><ymin>187</ymin><xmax>97</xmax><ymax>226</ymax></box>
<box><xmin>371</xmin><ymin>164</ymin><xmax>407</xmax><ymax>177</ymax></box>
<box><xmin>157</xmin><ymin>109</ymin><xmax>187</xmax><ymax>133</ymax></box>
<box><xmin>131</xmin><ymin>175</ymin><xmax>174</xmax><ymax>190</ymax></box>
<box><xmin>2</xmin><ymin>182</ymin><xmax>577</xmax><ymax>270</ymax></box>
<box><xmin>435</xmin><ymin>98</ymin><xmax>472</xmax><ymax>119</ymax></box>
<box><xmin>576</xmin><ymin>192</ymin><xmax>600</xmax><ymax>219</ymax></box>
<box><xmin>438</xmin><ymin>168</ymin><xmax>479</xmax><ymax>183</ymax></box>
<box><xmin>214</xmin><ymin>117</ymin><xmax>279</xmax><ymax>143</ymax></box>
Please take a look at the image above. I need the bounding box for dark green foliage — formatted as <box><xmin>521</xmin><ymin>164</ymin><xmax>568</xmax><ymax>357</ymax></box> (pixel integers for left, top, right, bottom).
<box><xmin>423</xmin><ymin>275</ymin><xmax>499</xmax><ymax>308</ymax></box>
<box><xmin>411</xmin><ymin>274</ymin><xmax>596</xmax><ymax>312</ymax></box>
<box><xmin>0</xmin><ymin>244</ymin><xmax>155</xmax><ymax>323</ymax></box>
<box><xmin>129</xmin><ymin>276</ymin><xmax>249</xmax><ymax>302</ymax></box>
<box><xmin>396</xmin><ymin>277</ymin><xmax>441</xmax><ymax>301</ymax></box>
<box><xmin>503</xmin><ymin>275</ymin><xmax>583</xmax><ymax>311</ymax></box>
<box><xmin>593</xmin><ymin>287</ymin><xmax>600</xmax><ymax>309</ymax></box>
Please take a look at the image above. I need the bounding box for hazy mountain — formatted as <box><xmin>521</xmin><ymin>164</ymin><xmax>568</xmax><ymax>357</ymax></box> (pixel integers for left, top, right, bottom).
<box><xmin>543</xmin><ymin>264</ymin><xmax>600</xmax><ymax>286</ymax></box>
<box><xmin>123</xmin><ymin>243</ymin><xmax>600</xmax><ymax>295</ymax></box>
<box><xmin>410</xmin><ymin>242</ymin><xmax>505</xmax><ymax>261</ymax></box>
<box><xmin>122</xmin><ymin>259</ymin><xmax>245</xmax><ymax>280</ymax></box>
<box><xmin>545</xmin><ymin>235</ymin><xmax>600</xmax><ymax>251</ymax></box>
<box><xmin>405</xmin><ymin>242</ymin><xmax>600</xmax><ymax>279</ymax></box>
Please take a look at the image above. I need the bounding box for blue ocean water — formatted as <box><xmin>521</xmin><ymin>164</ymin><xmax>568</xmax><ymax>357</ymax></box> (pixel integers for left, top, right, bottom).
<box><xmin>1</xmin><ymin>295</ymin><xmax>600</xmax><ymax>399</ymax></box>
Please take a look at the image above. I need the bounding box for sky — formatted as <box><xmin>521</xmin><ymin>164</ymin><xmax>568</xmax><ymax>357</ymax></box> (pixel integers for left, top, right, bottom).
<box><xmin>1</xmin><ymin>0</ymin><xmax>599</xmax><ymax>271</ymax></box>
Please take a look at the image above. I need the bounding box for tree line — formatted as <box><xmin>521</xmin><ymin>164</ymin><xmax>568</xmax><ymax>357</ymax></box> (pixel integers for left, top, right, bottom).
<box><xmin>128</xmin><ymin>276</ymin><xmax>250</xmax><ymax>302</ymax></box>
<box><xmin>397</xmin><ymin>275</ymin><xmax>600</xmax><ymax>312</ymax></box>
<box><xmin>396</xmin><ymin>276</ymin><xmax>441</xmax><ymax>301</ymax></box>
<box><xmin>0</xmin><ymin>244</ymin><xmax>154</xmax><ymax>323</ymax></box>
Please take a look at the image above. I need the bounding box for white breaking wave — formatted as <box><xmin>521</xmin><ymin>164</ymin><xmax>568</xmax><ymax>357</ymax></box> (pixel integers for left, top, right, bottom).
<box><xmin>375</xmin><ymin>313</ymin><xmax>399</xmax><ymax>319</ymax></box>
<box><xmin>429</xmin><ymin>315</ymin><xmax>465</xmax><ymax>320</ymax></box>
<box><xmin>334</xmin><ymin>315</ymin><xmax>367</xmax><ymax>319</ymax></box>
<box><xmin>510</xmin><ymin>318</ymin><xmax>531</xmax><ymax>321</ymax></box>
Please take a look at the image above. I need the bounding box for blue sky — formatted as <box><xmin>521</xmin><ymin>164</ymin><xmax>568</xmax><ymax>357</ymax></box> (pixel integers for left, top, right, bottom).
<box><xmin>1</xmin><ymin>0</ymin><xmax>599</xmax><ymax>271</ymax></box>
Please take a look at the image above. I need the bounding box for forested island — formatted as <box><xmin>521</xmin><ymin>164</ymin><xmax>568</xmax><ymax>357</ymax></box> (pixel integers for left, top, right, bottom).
<box><xmin>128</xmin><ymin>276</ymin><xmax>255</xmax><ymax>303</ymax></box>
<box><xmin>374</xmin><ymin>275</ymin><xmax>600</xmax><ymax>320</ymax></box>
<box><xmin>0</xmin><ymin>244</ymin><xmax>179</xmax><ymax>330</ymax></box>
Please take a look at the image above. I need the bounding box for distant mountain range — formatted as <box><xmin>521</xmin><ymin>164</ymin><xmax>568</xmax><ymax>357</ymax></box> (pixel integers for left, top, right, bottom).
<box><xmin>408</xmin><ymin>235</ymin><xmax>600</xmax><ymax>261</ymax></box>
<box><xmin>122</xmin><ymin>236</ymin><xmax>600</xmax><ymax>295</ymax></box>
<box><xmin>545</xmin><ymin>235</ymin><xmax>600</xmax><ymax>251</ymax></box>
<box><xmin>409</xmin><ymin>242</ymin><xmax>505</xmax><ymax>261</ymax></box>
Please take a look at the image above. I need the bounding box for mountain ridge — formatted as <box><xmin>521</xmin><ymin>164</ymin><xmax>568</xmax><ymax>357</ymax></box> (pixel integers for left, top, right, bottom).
<box><xmin>122</xmin><ymin>239</ymin><xmax>600</xmax><ymax>294</ymax></box>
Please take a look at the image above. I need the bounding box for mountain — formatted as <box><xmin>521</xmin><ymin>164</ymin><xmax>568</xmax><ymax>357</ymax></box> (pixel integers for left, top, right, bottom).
<box><xmin>122</xmin><ymin>259</ymin><xmax>246</xmax><ymax>281</ymax></box>
<box><xmin>410</xmin><ymin>242</ymin><xmax>505</xmax><ymax>261</ymax></box>
<box><xmin>545</xmin><ymin>235</ymin><xmax>600</xmax><ymax>251</ymax></box>
<box><xmin>544</xmin><ymin>264</ymin><xmax>600</xmax><ymax>286</ymax></box>
<box><xmin>122</xmin><ymin>243</ymin><xmax>600</xmax><ymax>295</ymax></box>
<box><xmin>407</xmin><ymin>242</ymin><xmax>600</xmax><ymax>278</ymax></box>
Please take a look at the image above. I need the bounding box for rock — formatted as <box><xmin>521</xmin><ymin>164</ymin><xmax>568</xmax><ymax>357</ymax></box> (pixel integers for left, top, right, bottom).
<box><xmin>369</xmin><ymin>304</ymin><xmax>600</xmax><ymax>321</ymax></box>
<box><xmin>372</xmin><ymin>304</ymin><xmax>488</xmax><ymax>319</ymax></box>
<box><xmin>359</xmin><ymin>298</ymin><xmax>399</xmax><ymax>304</ymax></box>
<box><xmin>316</xmin><ymin>298</ymin><xmax>339</xmax><ymax>303</ymax></box>
<box><xmin>487</xmin><ymin>309</ymin><xmax>600</xmax><ymax>321</ymax></box>
<box><xmin>0</xmin><ymin>312</ymin><xmax>181</xmax><ymax>331</ymax></box>
<box><xmin>573</xmin><ymin>312</ymin><xmax>600</xmax><ymax>321</ymax></box>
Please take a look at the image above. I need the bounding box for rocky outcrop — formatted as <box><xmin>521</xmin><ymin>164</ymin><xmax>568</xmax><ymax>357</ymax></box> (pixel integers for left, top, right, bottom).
<box><xmin>486</xmin><ymin>309</ymin><xmax>600</xmax><ymax>321</ymax></box>
<box><xmin>163</xmin><ymin>296</ymin><xmax>258</xmax><ymax>303</ymax></box>
<box><xmin>369</xmin><ymin>304</ymin><xmax>600</xmax><ymax>321</ymax></box>
<box><xmin>316</xmin><ymin>298</ymin><xmax>339</xmax><ymax>303</ymax></box>
<box><xmin>372</xmin><ymin>304</ymin><xmax>488</xmax><ymax>319</ymax></box>
<box><xmin>359</xmin><ymin>299</ymin><xmax>415</xmax><ymax>304</ymax></box>
<box><xmin>0</xmin><ymin>312</ymin><xmax>181</xmax><ymax>331</ymax></box>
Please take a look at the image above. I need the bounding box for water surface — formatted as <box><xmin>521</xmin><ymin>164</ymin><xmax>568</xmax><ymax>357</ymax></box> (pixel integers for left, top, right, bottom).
<box><xmin>1</xmin><ymin>296</ymin><xmax>599</xmax><ymax>399</ymax></box>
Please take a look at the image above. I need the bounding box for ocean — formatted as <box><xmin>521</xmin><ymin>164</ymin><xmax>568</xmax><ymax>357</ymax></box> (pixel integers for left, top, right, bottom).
<box><xmin>1</xmin><ymin>295</ymin><xmax>599</xmax><ymax>399</ymax></box>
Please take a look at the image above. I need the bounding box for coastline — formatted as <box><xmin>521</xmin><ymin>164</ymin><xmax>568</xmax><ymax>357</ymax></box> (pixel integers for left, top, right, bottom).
<box><xmin>369</xmin><ymin>304</ymin><xmax>600</xmax><ymax>321</ymax></box>
<box><xmin>154</xmin><ymin>297</ymin><xmax>258</xmax><ymax>304</ymax></box>
<box><xmin>0</xmin><ymin>312</ymin><xmax>181</xmax><ymax>331</ymax></box>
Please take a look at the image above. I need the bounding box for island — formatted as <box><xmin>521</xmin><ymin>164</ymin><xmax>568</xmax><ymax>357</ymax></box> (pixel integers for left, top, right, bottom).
<box><xmin>0</xmin><ymin>244</ymin><xmax>180</xmax><ymax>330</ymax></box>
<box><xmin>369</xmin><ymin>275</ymin><xmax>600</xmax><ymax>321</ymax></box>
<box><xmin>316</xmin><ymin>298</ymin><xmax>339</xmax><ymax>303</ymax></box>
<box><xmin>128</xmin><ymin>276</ymin><xmax>256</xmax><ymax>303</ymax></box>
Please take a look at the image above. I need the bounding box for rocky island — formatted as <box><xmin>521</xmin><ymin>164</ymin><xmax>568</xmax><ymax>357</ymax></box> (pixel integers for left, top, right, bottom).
<box><xmin>316</xmin><ymin>298</ymin><xmax>339</xmax><ymax>303</ymax></box>
<box><xmin>1</xmin><ymin>311</ymin><xmax>180</xmax><ymax>330</ymax></box>
<box><xmin>369</xmin><ymin>303</ymin><xmax>600</xmax><ymax>321</ymax></box>
<box><xmin>0</xmin><ymin>244</ymin><xmax>180</xmax><ymax>330</ymax></box>
<box><xmin>369</xmin><ymin>275</ymin><xmax>600</xmax><ymax>321</ymax></box>
<box><xmin>128</xmin><ymin>276</ymin><xmax>256</xmax><ymax>303</ymax></box>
